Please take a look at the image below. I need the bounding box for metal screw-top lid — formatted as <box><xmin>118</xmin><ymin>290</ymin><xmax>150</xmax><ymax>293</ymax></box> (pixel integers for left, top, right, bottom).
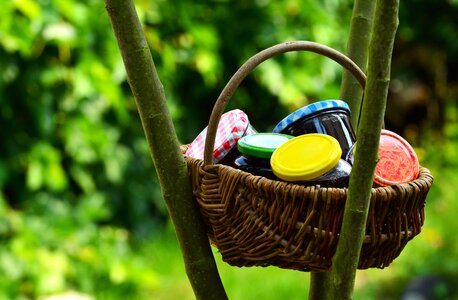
<box><xmin>374</xmin><ymin>129</ymin><xmax>419</xmax><ymax>186</ymax></box>
<box><xmin>237</xmin><ymin>133</ymin><xmax>294</xmax><ymax>159</ymax></box>
<box><xmin>272</xmin><ymin>100</ymin><xmax>351</xmax><ymax>133</ymax></box>
<box><xmin>271</xmin><ymin>134</ymin><xmax>342</xmax><ymax>181</ymax></box>
<box><xmin>185</xmin><ymin>109</ymin><xmax>256</xmax><ymax>163</ymax></box>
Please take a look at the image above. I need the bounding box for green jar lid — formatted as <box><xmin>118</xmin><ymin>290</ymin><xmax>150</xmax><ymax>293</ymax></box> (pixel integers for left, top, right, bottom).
<box><xmin>237</xmin><ymin>133</ymin><xmax>294</xmax><ymax>159</ymax></box>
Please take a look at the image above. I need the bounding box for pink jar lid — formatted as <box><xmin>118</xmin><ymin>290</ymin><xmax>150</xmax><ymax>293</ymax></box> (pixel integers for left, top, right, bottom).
<box><xmin>374</xmin><ymin>129</ymin><xmax>419</xmax><ymax>186</ymax></box>
<box><xmin>185</xmin><ymin>109</ymin><xmax>255</xmax><ymax>163</ymax></box>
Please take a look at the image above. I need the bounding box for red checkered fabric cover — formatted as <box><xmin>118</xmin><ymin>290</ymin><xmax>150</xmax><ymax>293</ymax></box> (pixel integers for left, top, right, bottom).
<box><xmin>185</xmin><ymin>109</ymin><xmax>255</xmax><ymax>163</ymax></box>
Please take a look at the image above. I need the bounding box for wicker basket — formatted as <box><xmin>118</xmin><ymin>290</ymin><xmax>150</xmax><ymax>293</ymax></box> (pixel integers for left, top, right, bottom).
<box><xmin>182</xmin><ymin>41</ymin><xmax>433</xmax><ymax>272</ymax></box>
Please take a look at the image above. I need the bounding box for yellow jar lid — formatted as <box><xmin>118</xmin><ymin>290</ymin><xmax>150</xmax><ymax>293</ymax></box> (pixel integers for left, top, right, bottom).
<box><xmin>271</xmin><ymin>134</ymin><xmax>342</xmax><ymax>181</ymax></box>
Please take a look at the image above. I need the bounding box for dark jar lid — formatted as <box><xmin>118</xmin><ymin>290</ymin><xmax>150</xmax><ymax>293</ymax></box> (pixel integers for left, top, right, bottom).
<box><xmin>237</xmin><ymin>133</ymin><xmax>294</xmax><ymax>159</ymax></box>
<box><xmin>272</xmin><ymin>100</ymin><xmax>351</xmax><ymax>133</ymax></box>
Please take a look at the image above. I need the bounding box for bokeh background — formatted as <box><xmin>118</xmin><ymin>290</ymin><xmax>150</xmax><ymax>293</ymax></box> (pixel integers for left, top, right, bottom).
<box><xmin>1</xmin><ymin>0</ymin><xmax>457</xmax><ymax>299</ymax></box>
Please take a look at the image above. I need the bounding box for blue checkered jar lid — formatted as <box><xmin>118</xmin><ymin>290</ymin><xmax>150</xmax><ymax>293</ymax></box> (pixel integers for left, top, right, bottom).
<box><xmin>272</xmin><ymin>100</ymin><xmax>351</xmax><ymax>133</ymax></box>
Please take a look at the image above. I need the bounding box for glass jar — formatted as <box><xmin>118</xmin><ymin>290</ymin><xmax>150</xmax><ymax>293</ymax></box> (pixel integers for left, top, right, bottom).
<box><xmin>185</xmin><ymin>109</ymin><xmax>257</xmax><ymax>166</ymax></box>
<box><xmin>272</xmin><ymin>100</ymin><xmax>356</xmax><ymax>161</ymax></box>
<box><xmin>373</xmin><ymin>129</ymin><xmax>419</xmax><ymax>187</ymax></box>
<box><xmin>298</xmin><ymin>159</ymin><xmax>352</xmax><ymax>188</ymax></box>
<box><xmin>234</xmin><ymin>133</ymin><xmax>293</xmax><ymax>179</ymax></box>
<box><xmin>271</xmin><ymin>134</ymin><xmax>352</xmax><ymax>188</ymax></box>
<box><xmin>345</xmin><ymin>143</ymin><xmax>356</xmax><ymax>165</ymax></box>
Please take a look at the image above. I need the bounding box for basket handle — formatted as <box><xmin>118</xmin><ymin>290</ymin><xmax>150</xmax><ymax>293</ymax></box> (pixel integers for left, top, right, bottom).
<box><xmin>203</xmin><ymin>40</ymin><xmax>367</xmax><ymax>166</ymax></box>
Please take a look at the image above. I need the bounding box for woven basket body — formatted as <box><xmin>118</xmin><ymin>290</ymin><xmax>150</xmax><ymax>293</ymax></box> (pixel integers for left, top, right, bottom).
<box><xmin>183</xmin><ymin>41</ymin><xmax>433</xmax><ymax>272</ymax></box>
<box><xmin>183</xmin><ymin>148</ymin><xmax>432</xmax><ymax>272</ymax></box>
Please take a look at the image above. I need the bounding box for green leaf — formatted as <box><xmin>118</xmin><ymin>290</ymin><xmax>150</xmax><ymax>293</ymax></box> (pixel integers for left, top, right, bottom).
<box><xmin>35</xmin><ymin>249</ymin><xmax>68</xmax><ymax>294</ymax></box>
<box><xmin>69</xmin><ymin>165</ymin><xmax>95</xmax><ymax>193</ymax></box>
<box><xmin>13</xmin><ymin>0</ymin><xmax>41</xmax><ymax>19</ymax></box>
<box><xmin>27</xmin><ymin>143</ymin><xmax>68</xmax><ymax>191</ymax></box>
<box><xmin>26</xmin><ymin>160</ymin><xmax>43</xmax><ymax>190</ymax></box>
<box><xmin>42</xmin><ymin>22</ymin><xmax>76</xmax><ymax>44</ymax></box>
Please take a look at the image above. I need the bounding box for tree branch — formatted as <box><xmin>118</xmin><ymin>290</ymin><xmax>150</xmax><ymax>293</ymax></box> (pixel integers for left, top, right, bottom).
<box><xmin>340</xmin><ymin>0</ymin><xmax>376</xmax><ymax>128</ymax></box>
<box><xmin>104</xmin><ymin>1</ymin><xmax>227</xmax><ymax>299</ymax></box>
<box><xmin>322</xmin><ymin>0</ymin><xmax>399</xmax><ymax>299</ymax></box>
<box><xmin>309</xmin><ymin>1</ymin><xmax>376</xmax><ymax>297</ymax></box>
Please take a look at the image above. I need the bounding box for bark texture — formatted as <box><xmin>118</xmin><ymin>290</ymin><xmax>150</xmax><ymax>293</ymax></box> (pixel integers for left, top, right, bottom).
<box><xmin>319</xmin><ymin>0</ymin><xmax>400</xmax><ymax>299</ymax></box>
<box><xmin>340</xmin><ymin>0</ymin><xmax>377</xmax><ymax>128</ymax></box>
<box><xmin>309</xmin><ymin>1</ymin><xmax>376</xmax><ymax>298</ymax></box>
<box><xmin>104</xmin><ymin>1</ymin><xmax>227</xmax><ymax>299</ymax></box>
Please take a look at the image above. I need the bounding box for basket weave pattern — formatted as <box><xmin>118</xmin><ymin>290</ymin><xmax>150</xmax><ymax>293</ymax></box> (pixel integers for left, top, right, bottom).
<box><xmin>183</xmin><ymin>41</ymin><xmax>433</xmax><ymax>272</ymax></box>
<box><xmin>184</xmin><ymin>148</ymin><xmax>433</xmax><ymax>271</ymax></box>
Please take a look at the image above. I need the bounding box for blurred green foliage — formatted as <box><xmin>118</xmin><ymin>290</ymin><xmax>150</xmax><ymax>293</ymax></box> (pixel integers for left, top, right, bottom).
<box><xmin>0</xmin><ymin>0</ymin><xmax>167</xmax><ymax>234</ymax></box>
<box><xmin>0</xmin><ymin>0</ymin><xmax>457</xmax><ymax>298</ymax></box>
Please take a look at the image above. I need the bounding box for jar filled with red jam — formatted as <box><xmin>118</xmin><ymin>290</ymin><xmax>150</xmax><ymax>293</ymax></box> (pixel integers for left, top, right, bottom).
<box><xmin>373</xmin><ymin>129</ymin><xmax>419</xmax><ymax>187</ymax></box>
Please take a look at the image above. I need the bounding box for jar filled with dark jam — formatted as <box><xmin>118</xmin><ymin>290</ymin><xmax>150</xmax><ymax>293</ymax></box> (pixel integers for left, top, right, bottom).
<box><xmin>272</xmin><ymin>100</ymin><xmax>356</xmax><ymax>162</ymax></box>
<box><xmin>297</xmin><ymin>159</ymin><xmax>351</xmax><ymax>188</ymax></box>
<box><xmin>271</xmin><ymin>134</ymin><xmax>352</xmax><ymax>188</ymax></box>
<box><xmin>234</xmin><ymin>133</ymin><xmax>294</xmax><ymax>179</ymax></box>
<box><xmin>345</xmin><ymin>143</ymin><xmax>356</xmax><ymax>165</ymax></box>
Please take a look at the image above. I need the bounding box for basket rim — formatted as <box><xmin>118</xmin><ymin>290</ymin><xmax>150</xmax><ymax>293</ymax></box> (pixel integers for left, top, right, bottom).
<box><xmin>182</xmin><ymin>144</ymin><xmax>433</xmax><ymax>193</ymax></box>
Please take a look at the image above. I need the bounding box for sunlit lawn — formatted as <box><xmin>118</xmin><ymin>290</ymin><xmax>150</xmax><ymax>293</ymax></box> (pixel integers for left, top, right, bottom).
<box><xmin>148</xmin><ymin>221</ymin><xmax>450</xmax><ymax>299</ymax></box>
<box><xmin>149</xmin><ymin>224</ymin><xmax>310</xmax><ymax>300</ymax></box>
<box><xmin>148</xmin><ymin>160</ymin><xmax>456</xmax><ymax>299</ymax></box>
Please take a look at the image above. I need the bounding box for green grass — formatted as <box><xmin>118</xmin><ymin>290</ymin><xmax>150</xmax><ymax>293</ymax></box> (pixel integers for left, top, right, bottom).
<box><xmin>147</xmin><ymin>155</ymin><xmax>457</xmax><ymax>300</ymax></box>
<box><xmin>148</xmin><ymin>224</ymin><xmax>310</xmax><ymax>300</ymax></box>
<box><xmin>148</xmin><ymin>219</ymin><xmax>456</xmax><ymax>299</ymax></box>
